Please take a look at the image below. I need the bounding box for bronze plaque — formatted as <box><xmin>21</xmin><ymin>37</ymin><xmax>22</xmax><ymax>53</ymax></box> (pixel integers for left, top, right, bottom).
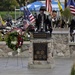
<box><xmin>33</xmin><ymin>32</ymin><xmax>50</xmax><ymax>39</ymax></box>
<box><xmin>33</xmin><ymin>43</ymin><xmax>47</xmax><ymax>60</ymax></box>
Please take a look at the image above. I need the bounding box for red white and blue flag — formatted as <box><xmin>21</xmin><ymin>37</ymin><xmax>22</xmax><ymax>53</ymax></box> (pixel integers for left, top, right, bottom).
<box><xmin>46</xmin><ymin>0</ymin><xmax>52</xmax><ymax>15</ymax></box>
<box><xmin>23</xmin><ymin>8</ymin><xmax>35</xmax><ymax>23</ymax></box>
<box><xmin>67</xmin><ymin>0</ymin><xmax>75</xmax><ymax>15</ymax></box>
<box><xmin>23</xmin><ymin>8</ymin><xmax>35</xmax><ymax>29</ymax></box>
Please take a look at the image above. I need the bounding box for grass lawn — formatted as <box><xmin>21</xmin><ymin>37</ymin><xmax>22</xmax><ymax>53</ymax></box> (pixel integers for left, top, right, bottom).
<box><xmin>0</xmin><ymin>11</ymin><xmax>23</xmax><ymax>20</ymax></box>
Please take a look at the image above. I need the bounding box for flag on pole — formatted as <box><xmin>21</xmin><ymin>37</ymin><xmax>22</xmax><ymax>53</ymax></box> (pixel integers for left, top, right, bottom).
<box><xmin>46</xmin><ymin>0</ymin><xmax>52</xmax><ymax>15</ymax></box>
<box><xmin>57</xmin><ymin>0</ymin><xmax>63</xmax><ymax>15</ymax></box>
<box><xmin>67</xmin><ymin>0</ymin><xmax>75</xmax><ymax>15</ymax></box>
<box><xmin>23</xmin><ymin>8</ymin><xmax>35</xmax><ymax>24</ymax></box>
<box><xmin>23</xmin><ymin>8</ymin><xmax>35</xmax><ymax>29</ymax></box>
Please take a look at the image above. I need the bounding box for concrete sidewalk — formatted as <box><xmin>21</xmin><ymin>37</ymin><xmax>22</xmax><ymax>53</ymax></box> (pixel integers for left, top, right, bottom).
<box><xmin>0</xmin><ymin>57</ymin><xmax>74</xmax><ymax>75</ymax></box>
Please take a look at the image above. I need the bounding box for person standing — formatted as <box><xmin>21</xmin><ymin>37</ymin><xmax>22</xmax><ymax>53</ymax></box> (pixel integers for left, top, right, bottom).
<box><xmin>36</xmin><ymin>7</ymin><xmax>52</xmax><ymax>32</ymax></box>
<box><xmin>36</xmin><ymin>8</ymin><xmax>46</xmax><ymax>32</ymax></box>
<box><xmin>69</xmin><ymin>17</ymin><xmax>75</xmax><ymax>42</ymax></box>
<box><xmin>46</xmin><ymin>14</ymin><xmax>53</xmax><ymax>37</ymax></box>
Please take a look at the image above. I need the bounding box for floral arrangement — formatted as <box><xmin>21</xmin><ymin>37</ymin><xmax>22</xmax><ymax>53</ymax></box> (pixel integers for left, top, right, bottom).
<box><xmin>6</xmin><ymin>31</ymin><xmax>23</xmax><ymax>51</ymax></box>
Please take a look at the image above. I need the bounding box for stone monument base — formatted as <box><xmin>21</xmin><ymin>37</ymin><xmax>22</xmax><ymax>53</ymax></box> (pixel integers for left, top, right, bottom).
<box><xmin>28</xmin><ymin>64</ymin><xmax>54</xmax><ymax>69</ymax></box>
<box><xmin>28</xmin><ymin>32</ymin><xmax>54</xmax><ymax>69</ymax></box>
<box><xmin>28</xmin><ymin>60</ymin><xmax>55</xmax><ymax>69</ymax></box>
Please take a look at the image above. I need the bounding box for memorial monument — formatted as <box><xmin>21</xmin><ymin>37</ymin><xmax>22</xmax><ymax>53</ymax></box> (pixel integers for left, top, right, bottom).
<box><xmin>28</xmin><ymin>6</ymin><xmax>54</xmax><ymax>69</ymax></box>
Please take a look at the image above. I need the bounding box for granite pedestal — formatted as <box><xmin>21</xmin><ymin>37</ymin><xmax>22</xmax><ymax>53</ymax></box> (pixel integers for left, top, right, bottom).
<box><xmin>28</xmin><ymin>32</ymin><xmax>54</xmax><ymax>69</ymax></box>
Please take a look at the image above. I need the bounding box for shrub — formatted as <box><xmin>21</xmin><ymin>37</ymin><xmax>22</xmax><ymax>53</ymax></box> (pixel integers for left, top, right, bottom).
<box><xmin>71</xmin><ymin>63</ymin><xmax>75</xmax><ymax>75</ymax></box>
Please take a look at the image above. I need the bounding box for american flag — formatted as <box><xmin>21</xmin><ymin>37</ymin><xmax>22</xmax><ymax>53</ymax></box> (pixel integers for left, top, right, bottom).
<box><xmin>23</xmin><ymin>8</ymin><xmax>35</xmax><ymax>29</ymax></box>
<box><xmin>23</xmin><ymin>8</ymin><xmax>35</xmax><ymax>23</ymax></box>
<box><xmin>23</xmin><ymin>20</ymin><xmax>29</xmax><ymax>29</ymax></box>
<box><xmin>67</xmin><ymin>0</ymin><xmax>75</xmax><ymax>15</ymax></box>
<box><xmin>46</xmin><ymin>0</ymin><xmax>52</xmax><ymax>15</ymax></box>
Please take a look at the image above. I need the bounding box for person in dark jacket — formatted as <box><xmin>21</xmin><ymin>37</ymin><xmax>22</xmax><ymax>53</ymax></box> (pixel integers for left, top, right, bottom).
<box><xmin>46</xmin><ymin>15</ymin><xmax>53</xmax><ymax>37</ymax></box>
<box><xmin>69</xmin><ymin>18</ymin><xmax>75</xmax><ymax>42</ymax></box>
<box><xmin>35</xmin><ymin>9</ymin><xmax>46</xmax><ymax>31</ymax></box>
<box><xmin>36</xmin><ymin>7</ymin><xmax>52</xmax><ymax>33</ymax></box>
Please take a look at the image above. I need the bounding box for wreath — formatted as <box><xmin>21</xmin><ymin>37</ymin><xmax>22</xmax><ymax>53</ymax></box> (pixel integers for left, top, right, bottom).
<box><xmin>6</xmin><ymin>32</ymin><xmax>23</xmax><ymax>51</ymax></box>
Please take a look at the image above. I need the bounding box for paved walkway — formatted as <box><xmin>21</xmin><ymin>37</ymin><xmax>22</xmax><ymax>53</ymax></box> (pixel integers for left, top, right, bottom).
<box><xmin>0</xmin><ymin>57</ymin><xmax>74</xmax><ymax>75</ymax></box>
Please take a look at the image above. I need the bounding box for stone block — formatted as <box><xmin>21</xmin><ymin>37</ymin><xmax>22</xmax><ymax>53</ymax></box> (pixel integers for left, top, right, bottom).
<box><xmin>8</xmin><ymin>51</ymin><xmax>17</xmax><ymax>56</ymax></box>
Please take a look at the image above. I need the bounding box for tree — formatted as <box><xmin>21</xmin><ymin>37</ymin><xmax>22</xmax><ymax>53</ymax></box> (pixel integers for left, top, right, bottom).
<box><xmin>16</xmin><ymin>0</ymin><xmax>35</xmax><ymax>7</ymax></box>
<box><xmin>0</xmin><ymin>0</ymin><xmax>35</xmax><ymax>11</ymax></box>
<box><xmin>0</xmin><ymin>0</ymin><xmax>18</xmax><ymax>11</ymax></box>
<box><xmin>62</xmin><ymin>7</ymin><xmax>72</xmax><ymax>22</ymax></box>
<box><xmin>16</xmin><ymin>0</ymin><xmax>26</xmax><ymax>7</ymax></box>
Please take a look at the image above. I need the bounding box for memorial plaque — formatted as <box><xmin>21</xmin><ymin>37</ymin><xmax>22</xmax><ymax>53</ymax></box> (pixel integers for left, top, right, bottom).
<box><xmin>33</xmin><ymin>32</ymin><xmax>50</xmax><ymax>39</ymax></box>
<box><xmin>33</xmin><ymin>43</ymin><xmax>47</xmax><ymax>60</ymax></box>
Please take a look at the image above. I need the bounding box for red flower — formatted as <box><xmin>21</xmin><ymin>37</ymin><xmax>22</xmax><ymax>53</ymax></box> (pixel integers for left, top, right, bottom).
<box><xmin>16</xmin><ymin>34</ymin><xmax>23</xmax><ymax>48</ymax></box>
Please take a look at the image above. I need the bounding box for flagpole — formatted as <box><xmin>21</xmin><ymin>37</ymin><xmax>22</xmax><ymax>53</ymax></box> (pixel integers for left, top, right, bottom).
<box><xmin>65</xmin><ymin>0</ymin><xmax>67</xmax><ymax>8</ymax></box>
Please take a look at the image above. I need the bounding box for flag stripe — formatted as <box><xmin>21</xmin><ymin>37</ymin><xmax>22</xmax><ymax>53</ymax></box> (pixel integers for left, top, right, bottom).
<box><xmin>27</xmin><ymin>10</ymin><xmax>35</xmax><ymax>23</ymax></box>
<box><xmin>30</xmin><ymin>19</ymin><xmax>35</xmax><ymax>23</ymax></box>
<box><xmin>23</xmin><ymin>8</ymin><xmax>35</xmax><ymax>29</ymax></box>
<box><xmin>67</xmin><ymin>0</ymin><xmax>75</xmax><ymax>15</ymax></box>
<box><xmin>46</xmin><ymin>0</ymin><xmax>49</xmax><ymax>11</ymax></box>
<box><xmin>29</xmin><ymin>14</ymin><xmax>35</xmax><ymax>22</ymax></box>
<box><xmin>70</xmin><ymin>7</ymin><xmax>75</xmax><ymax>12</ymax></box>
<box><xmin>46</xmin><ymin>0</ymin><xmax>52</xmax><ymax>15</ymax></box>
<box><xmin>70</xmin><ymin>7</ymin><xmax>75</xmax><ymax>15</ymax></box>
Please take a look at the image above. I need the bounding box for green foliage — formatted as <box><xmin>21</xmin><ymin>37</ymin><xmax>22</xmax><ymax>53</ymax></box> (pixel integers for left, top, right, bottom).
<box><xmin>62</xmin><ymin>7</ymin><xmax>72</xmax><ymax>20</ymax></box>
<box><xmin>0</xmin><ymin>0</ymin><xmax>18</xmax><ymax>11</ymax></box>
<box><xmin>6</xmin><ymin>32</ymin><xmax>18</xmax><ymax>51</ymax></box>
<box><xmin>6</xmin><ymin>31</ymin><xmax>30</xmax><ymax>51</ymax></box>
<box><xmin>0</xmin><ymin>32</ymin><xmax>8</xmax><ymax>41</ymax></box>
<box><xmin>0</xmin><ymin>33</ymin><xmax>3</xmax><ymax>41</ymax></box>
<box><xmin>23</xmin><ymin>36</ymin><xmax>30</xmax><ymax>41</ymax></box>
<box><xmin>0</xmin><ymin>31</ymin><xmax>30</xmax><ymax>41</ymax></box>
<box><xmin>0</xmin><ymin>0</ymin><xmax>35</xmax><ymax>11</ymax></box>
<box><xmin>30</xmin><ymin>0</ymin><xmax>35</xmax><ymax>3</ymax></box>
<box><xmin>16</xmin><ymin>0</ymin><xmax>35</xmax><ymax>7</ymax></box>
<box><xmin>71</xmin><ymin>64</ymin><xmax>75</xmax><ymax>75</ymax></box>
